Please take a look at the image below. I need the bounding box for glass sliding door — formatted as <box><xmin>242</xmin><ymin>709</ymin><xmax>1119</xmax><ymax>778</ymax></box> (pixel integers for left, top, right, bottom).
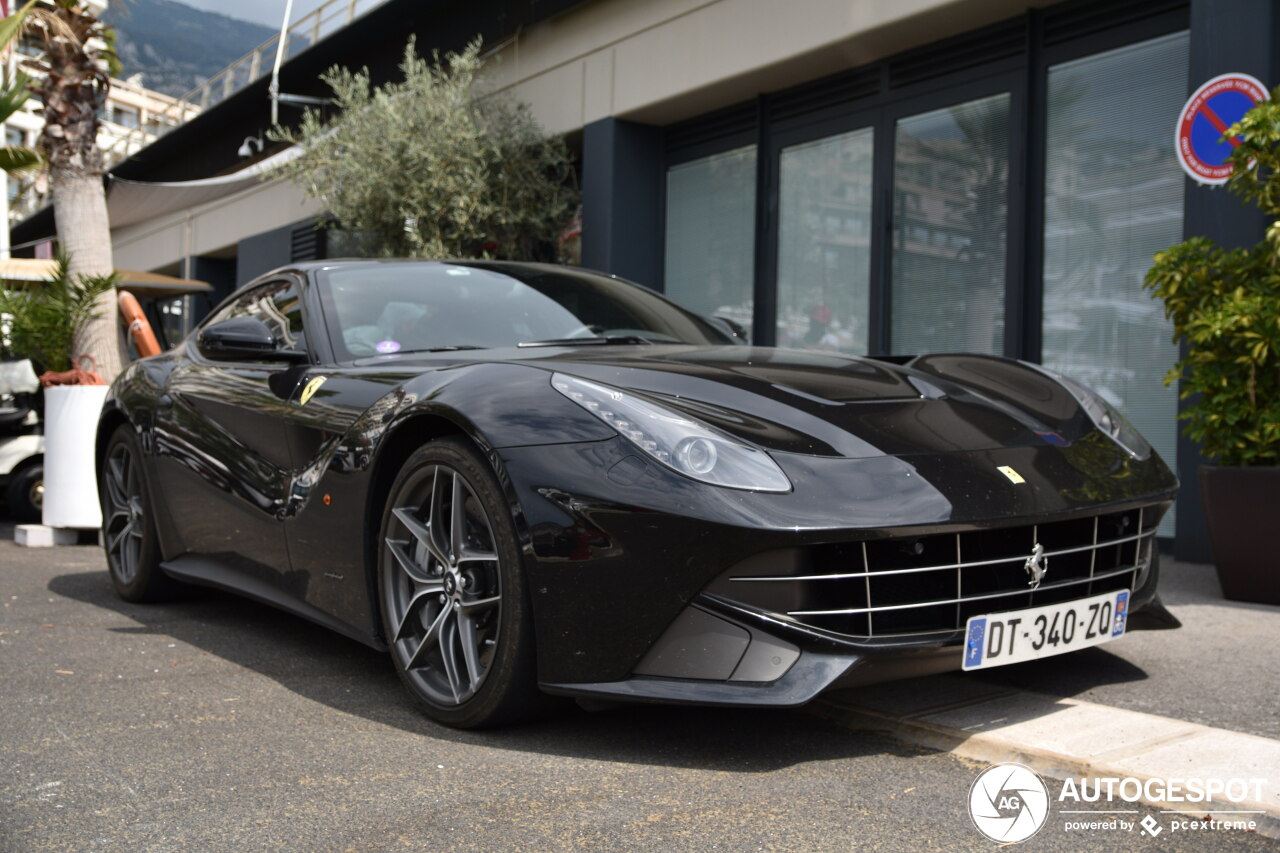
<box><xmin>891</xmin><ymin>93</ymin><xmax>1010</xmax><ymax>356</ymax></box>
<box><xmin>775</xmin><ymin>127</ymin><xmax>875</xmax><ymax>352</ymax></box>
<box><xmin>1042</xmin><ymin>32</ymin><xmax>1188</xmax><ymax>535</ymax></box>
<box><xmin>664</xmin><ymin>146</ymin><xmax>757</xmax><ymax>327</ymax></box>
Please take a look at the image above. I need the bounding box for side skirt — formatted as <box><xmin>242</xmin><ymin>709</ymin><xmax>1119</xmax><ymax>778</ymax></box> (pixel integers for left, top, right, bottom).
<box><xmin>161</xmin><ymin>555</ymin><xmax>388</xmax><ymax>652</ymax></box>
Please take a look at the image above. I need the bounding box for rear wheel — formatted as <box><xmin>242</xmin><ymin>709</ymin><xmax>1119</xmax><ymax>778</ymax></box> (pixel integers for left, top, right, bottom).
<box><xmin>100</xmin><ymin>425</ymin><xmax>176</xmax><ymax>602</ymax></box>
<box><xmin>5</xmin><ymin>460</ymin><xmax>43</xmax><ymax>524</ymax></box>
<box><xmin>378</xmin><ymin>438</ymin><xmax>540</xmax><ymax>728</ymax></box>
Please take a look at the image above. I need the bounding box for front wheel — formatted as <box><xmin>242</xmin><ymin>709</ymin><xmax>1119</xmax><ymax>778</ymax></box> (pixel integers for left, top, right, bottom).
<box><xmin>100</xmin><ymin>424</ymin><xmax>176</xmax><ymax>602</ymax></box>
<box><xmin>378</xmin><ymin>438</ymin><xmax>540</xmax><ymax>728</ymax></box>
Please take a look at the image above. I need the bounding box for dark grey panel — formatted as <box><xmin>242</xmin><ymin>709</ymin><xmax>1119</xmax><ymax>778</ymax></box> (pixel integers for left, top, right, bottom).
<box><xmin>633</xmin><ymin>606</ymin><xmax>750</xmax><ymax>680</ymax></box>
<box><xmin>1175</xmin><ymin>0</ymin><xmax>1278</xmax><ymax>562</ymax></box>
<box><xmin>582</xmin><ymin>117</ymin><xmax>664</xmax><ymax>289</ymax></box>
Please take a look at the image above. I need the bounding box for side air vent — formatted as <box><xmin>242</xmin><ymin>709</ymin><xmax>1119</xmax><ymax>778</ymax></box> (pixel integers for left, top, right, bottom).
<box><xmin>888</xmin><ymin>19</ymin><xmax>1025</xmax><ymax>89</ymax></box>
<box><xmin>666</xmin><ymin>101</ymin><xmax>757</xmax><ymax>156</ymax></box>
<box><xmin>1044</xmin><ymin>0</ymin><xmax>1187</xmax><ymax>46</ymax></box>
<box><xmin>290</xmin><ymin>221</ymin><xmax>326</xmax><ymax>262</ymax></box>
<box><xmin>771</xmin><ymin>67</ymin><xmax>881</xmax><ymax>122</ymax></box>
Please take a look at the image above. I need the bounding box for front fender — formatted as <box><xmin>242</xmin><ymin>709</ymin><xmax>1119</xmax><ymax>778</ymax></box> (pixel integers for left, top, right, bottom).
<box><xmin>368</xmin><ymin>362</ymin><xmax>614</xmax><ymax>456</ymax></box>
<box><xmin>97</xmin><ymin>354</ymin><xmax>185</xmax><ymax>558</ymax></box>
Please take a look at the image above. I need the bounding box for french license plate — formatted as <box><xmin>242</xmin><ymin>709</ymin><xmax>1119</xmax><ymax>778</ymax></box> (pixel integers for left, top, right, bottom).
<box><xmin>962</xmin><ymin>589</ymin><xmax>1129</xmax><ymax>670</ymax></box>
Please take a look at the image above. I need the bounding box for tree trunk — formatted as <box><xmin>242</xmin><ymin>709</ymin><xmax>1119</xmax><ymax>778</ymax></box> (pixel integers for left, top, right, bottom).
<box><xmin>52</xmin><ymin>167</ymin><xmax>124</xmax><ymax>382</ymax></box>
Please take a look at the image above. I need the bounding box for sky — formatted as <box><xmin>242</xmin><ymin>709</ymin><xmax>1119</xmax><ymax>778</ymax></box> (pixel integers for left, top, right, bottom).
<box><xmin>168</xmin><ymin>0</ymin><xmax>333</xmax><ymax>30</ymax></box>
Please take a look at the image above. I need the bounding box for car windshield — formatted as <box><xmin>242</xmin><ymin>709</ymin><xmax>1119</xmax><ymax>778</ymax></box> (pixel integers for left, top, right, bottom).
<box><xmin>318</xmin><ymin>261</ymin><xmax>734</xmax><ymax>359</ymax></box>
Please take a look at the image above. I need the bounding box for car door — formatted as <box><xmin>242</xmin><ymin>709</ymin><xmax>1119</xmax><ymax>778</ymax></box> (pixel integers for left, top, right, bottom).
<box><xmin>152</xmin><ymin>277</ymin><xmax>312</xmax><ymax>596</ymax></box>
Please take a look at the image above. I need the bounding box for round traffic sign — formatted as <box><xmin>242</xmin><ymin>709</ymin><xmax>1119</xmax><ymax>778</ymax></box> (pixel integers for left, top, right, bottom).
<box><xmin>1176</xmin><ymin>73</ymin><xmax>1268</xmax><ymax>184</ymax></box>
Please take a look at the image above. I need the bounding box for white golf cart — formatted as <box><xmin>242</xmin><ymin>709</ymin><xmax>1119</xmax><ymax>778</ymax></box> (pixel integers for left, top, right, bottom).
<box><xmin>0</xmin><ymin>359</ymin><xmax>42</xmax><ymax>523</ymax></box>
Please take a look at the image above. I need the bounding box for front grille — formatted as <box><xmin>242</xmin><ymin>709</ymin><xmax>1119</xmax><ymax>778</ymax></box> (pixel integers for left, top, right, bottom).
<box><xmin>711</xmin><ymin>508</ymin><xmax>1157</xmax><ymax>640</ymax></box>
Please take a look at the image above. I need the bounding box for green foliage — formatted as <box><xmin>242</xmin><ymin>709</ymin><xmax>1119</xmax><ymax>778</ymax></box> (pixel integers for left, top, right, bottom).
<box><xmin>0</xmin><ymin>142</ymin><xmax>41</xmax><ymax>175</ymax></box>
<box><xmin>0</xmin><ymin>2</ymin><xmax>42</xmax><ymax>176</ymax></box>
<box><xmin>269</xmin><ymin>38</ymin><xmax>577</xmax><ymax>260</ymax></box>
<box><xmin>0</xmin><ymin>0</ymin><xmax>35</xmax><ymax>54</ymax></box>
<box><xmin>1143</xmin><ymin>90</ymin><xmax>1280</xmax><ymax>466</ymax></box>
<box><xmin>0</xmin><ymin>253</ymin><xmax>119</xmax><ymax>372</ymax></box>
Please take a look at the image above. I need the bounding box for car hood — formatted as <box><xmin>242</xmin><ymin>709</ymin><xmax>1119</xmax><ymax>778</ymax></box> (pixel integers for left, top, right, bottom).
<box><xmin>499</xmin><ymin>345</ymin><xmax>1093</xmax><ymax>459</ymax></box>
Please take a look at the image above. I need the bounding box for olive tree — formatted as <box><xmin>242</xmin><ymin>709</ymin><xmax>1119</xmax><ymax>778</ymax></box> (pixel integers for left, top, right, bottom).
<box><xmin>270</xmin><ymin>38</ymin><xmax>577</xmax><ymax>260</ymax></box>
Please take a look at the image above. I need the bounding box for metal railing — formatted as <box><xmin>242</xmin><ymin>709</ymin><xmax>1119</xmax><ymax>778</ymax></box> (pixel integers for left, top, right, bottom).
<box><xmin>100</xmin><ymin>0</ymin><xmax>388</xmax><ymax>169</ymax></box>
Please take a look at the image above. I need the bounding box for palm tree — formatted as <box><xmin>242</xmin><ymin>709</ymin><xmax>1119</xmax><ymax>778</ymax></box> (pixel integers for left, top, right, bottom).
<box><xmin>22</xmin><ymin>0</ymin><xmax>123</xmax><ymax>380</ymax></box>
<box><xmin>0</xmin><ymin>1</ymin><xmax>41</xmax><ymax>176</ymax></box>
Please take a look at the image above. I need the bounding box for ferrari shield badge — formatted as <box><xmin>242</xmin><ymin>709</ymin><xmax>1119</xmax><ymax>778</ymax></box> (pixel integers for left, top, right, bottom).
<box><xmin>997</xmin><ymin>465</ymin><xmax>1025</xmax><ymax>484</ymax></box>
<box><xmin>299</xmin><ymin>375</ymin><xmax>327</xmax><ymax>406</ymax></box>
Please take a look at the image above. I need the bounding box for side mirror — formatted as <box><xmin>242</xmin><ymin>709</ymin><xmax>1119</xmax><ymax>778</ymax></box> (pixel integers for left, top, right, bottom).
<box><xmin>709</xmin><ymin>315</ymin><xmax>751</xmax><ymax>344</ymax></box>
<box><xmin>198</xmin><ymin>317</ymin><xmax>307</xmax><ymax>363</ymax></box>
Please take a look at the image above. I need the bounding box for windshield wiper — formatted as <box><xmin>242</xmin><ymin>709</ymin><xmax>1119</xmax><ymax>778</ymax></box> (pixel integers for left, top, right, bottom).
<box><xmin>394</xmin><ymin>345</ymin><xmax>488</xmax><ymax>353</ymax></box>
<box><xmin>517</xmin><ymin>335</ymin><xmax>657</xmax><ymax>348</ymax></box>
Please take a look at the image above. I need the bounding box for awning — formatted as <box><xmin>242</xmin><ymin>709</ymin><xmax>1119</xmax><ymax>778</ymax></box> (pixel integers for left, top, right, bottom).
<box><xmin>106</xmin><ymin>145</ymin><xmax>304</xmax><ymax>228</ymax></box>
<box><xmin>0</xmin><ymin>258</ymin><xmax>212</xmax><ymax>298</ymax></box>
<box><xmin>7</xmin><ymin>145</ymin><xmax>304</xmax><ymax>241</ymax></box>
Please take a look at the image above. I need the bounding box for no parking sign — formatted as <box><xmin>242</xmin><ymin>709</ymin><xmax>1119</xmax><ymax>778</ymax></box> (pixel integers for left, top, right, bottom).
<box><xmin>1176</xmin><ymin>73</ymin><xmax>1269</xmax><ymax>185</ymax></box>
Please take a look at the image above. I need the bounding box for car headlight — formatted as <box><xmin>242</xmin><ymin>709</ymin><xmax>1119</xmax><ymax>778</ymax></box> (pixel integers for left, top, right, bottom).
<box><xmin>551</xmin><ymin>373</ymin><xmax>792</xmax><ymax>492</ymax></box>
<box><xmin>1051</xmin><ymin>372</ymin><xmax>1152</xmax><ymax>461</ymax></box>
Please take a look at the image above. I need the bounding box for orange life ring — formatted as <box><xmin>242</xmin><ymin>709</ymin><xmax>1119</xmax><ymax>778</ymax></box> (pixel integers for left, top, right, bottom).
<box><xmin>118</xmin><ymin>290</ymin><xmax>162</xmax><ymax>357</ymax></box>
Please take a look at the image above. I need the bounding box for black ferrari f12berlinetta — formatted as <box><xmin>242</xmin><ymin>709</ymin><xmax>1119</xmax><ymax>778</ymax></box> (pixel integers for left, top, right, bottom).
<box><xmin>98</xmin><ymin>260</ymin><xmax>1178</xmax><ymax>727</ymax></box>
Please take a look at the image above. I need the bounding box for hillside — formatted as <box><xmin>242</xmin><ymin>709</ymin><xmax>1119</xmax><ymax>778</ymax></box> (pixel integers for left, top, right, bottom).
<box><xmin>104</xmin><ymin>0</ymin><xmax>277</xmax><ymax>98</ymax></box>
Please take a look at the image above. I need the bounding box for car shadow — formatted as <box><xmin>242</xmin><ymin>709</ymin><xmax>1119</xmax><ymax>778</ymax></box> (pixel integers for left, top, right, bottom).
<box><xmin>47</xmin><ymin>568</ymin><xmax>918</xmax><ymax>773</ymax></box>
<box><xmin>823</xmin><ymin>645</ymin><xmax>1152</xmax><ymax>723</ymax></box>
<box><xmin>969</xmin><ymin>645</ymin><xmax>1151</xmax><ymax>697</ymax></box>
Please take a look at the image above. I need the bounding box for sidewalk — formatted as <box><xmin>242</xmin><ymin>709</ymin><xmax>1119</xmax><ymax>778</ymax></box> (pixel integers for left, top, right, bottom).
<box><xmin>816</xmin><ymin>557</ymin><xmax>1280</xmax><ymax>837</ymax></box>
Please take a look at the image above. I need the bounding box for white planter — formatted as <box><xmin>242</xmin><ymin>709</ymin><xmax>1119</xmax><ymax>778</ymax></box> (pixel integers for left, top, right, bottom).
<box><xmin>41</xmin><ymin>385</ymin><xmax>109</xmax><ymax>529</ymax></box>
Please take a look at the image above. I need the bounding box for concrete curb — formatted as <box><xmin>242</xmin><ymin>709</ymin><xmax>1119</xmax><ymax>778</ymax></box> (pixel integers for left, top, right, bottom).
<box><xmin>812</xmin><ymin>677</ymin><xmax>1280</xmax><ymax>840</ymax></box>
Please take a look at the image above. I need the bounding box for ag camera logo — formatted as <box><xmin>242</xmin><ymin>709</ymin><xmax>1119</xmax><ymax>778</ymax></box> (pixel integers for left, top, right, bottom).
<box><xmin>969</xmin><ymin>763</ymin><xmax>1050</xmax><ymax>843</ymax></box>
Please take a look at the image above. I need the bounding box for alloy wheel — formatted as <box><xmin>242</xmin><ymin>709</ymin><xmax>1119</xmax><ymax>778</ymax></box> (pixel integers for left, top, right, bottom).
<box><xmin>383</xmin><ymin>464</ymin><xmax>503</xmax><ymax>706</ymax></box>
<box><xmin>103</xmin><ymin>441</ymin><xmax>146</xmax><ymax>585</ymax></box>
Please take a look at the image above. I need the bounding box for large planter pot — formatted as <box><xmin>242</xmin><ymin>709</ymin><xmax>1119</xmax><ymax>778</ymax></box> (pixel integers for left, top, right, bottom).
<box><xmin>1200</xmin><ymin>465</ymin><xmax>1280</xmax><ymax>606</ymax></box>
<box><xmin>41</xmin><ymin>384</ymin><xmax>109</xmax><ymax>529</ymax></box>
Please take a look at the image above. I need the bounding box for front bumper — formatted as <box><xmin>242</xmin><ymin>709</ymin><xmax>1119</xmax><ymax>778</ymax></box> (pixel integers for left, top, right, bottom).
<box><xmin>498</xmin><ymin>435</ymin><xmax>1177</xmax><ymax>700</ymax></box>
<box><xmin>540</xmin><ymin>556</ymin><xmax>1169</xmax><ymax>708</ymax></box>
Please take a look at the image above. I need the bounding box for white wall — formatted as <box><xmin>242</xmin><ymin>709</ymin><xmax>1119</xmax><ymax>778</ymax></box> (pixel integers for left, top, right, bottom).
<box><xmin>486</xmin><ymin>0</ymin><xmax>1054</xmax><ymax>133</ymax></box>
<box><xmin>112</xmin><ymin>179</ymin><xmax>324</xmax><ymax>273</ymax></box>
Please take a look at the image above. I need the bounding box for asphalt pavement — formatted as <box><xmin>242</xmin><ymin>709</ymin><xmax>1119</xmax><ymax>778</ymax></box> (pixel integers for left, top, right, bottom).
<box><xmin>3</xmin><ymin>521</ymin><xmax>1278</xmax><ymax>852</ymax></box>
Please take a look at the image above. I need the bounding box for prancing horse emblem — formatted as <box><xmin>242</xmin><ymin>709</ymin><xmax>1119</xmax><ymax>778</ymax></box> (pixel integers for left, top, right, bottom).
<box><xmin>1024</xmin><ymin>542</ymin><xmax>1049</xmax><ymax>589</ymax></box>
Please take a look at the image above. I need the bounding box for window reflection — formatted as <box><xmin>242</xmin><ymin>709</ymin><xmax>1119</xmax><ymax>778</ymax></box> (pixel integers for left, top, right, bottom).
<box><xmin>664</xmin><ymin>146</ymin><xmax>756</xmax><ymax>330</ymax></box>
<box><xmin>776</xmin><ymin>128</ymin><xmax>874</xmax><ymax>353</ymax></box>
<box><xmin>1042</xmin><ymin>32</ymin><xmax>1188</xmax><ymax>535</ymax></box>
<box><xmin>891</xmin><ymin>94</ymin><xmax>1010</xmax><ymax>356</ymax></box>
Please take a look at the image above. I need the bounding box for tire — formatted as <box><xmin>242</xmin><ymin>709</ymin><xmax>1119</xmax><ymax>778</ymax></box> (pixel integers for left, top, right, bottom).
<box><xmin>100</xmin><ymin>424</ymin><xmax>177</xmax><ymax>602</ymax></box>
<box><xmin>377</xmin><ymin>437</ymin><xmax>540</xmax><ymax>728</ymax></box>
<box><xmin>6</xmin><ymin>460</ymin><xmax>43</xmax><ymax>524</ymax></box>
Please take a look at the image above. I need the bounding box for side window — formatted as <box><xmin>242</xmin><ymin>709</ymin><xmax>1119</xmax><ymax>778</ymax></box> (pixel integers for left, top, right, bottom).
<box><xmin>200</xmin><ymin>280</ymin><xmax>307</xmax><ymax>358</ymax></box>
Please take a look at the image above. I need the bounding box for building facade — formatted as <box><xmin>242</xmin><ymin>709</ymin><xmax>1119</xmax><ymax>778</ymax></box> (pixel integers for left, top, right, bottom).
<box><xmin>10</xmin><ymin>0</ymin><xmax>1279</xmax><ymax>560</ymax></box>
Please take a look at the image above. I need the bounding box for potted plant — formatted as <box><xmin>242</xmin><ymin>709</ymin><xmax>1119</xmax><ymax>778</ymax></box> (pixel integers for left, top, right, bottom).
<box><xmin>0</xmin><ymin>254</ymin><xmax>118</xmax><ymax>530</ymax></box>
<box><xmin>1144</xmin><ymin>91</ymin><xmax>1280</xmax><ymax>606</ymax></box>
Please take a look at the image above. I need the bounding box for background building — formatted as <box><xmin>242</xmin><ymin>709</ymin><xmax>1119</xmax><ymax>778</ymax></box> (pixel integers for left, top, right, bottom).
<box><xmin>2</xmin><ymin>0</ymin><xmax>201</xmax><ymax>231</ymax></box>
<box><xmin>9</xmin><ymin>0</ymin><xmax>1279</xmax><ymax>561</ymax></box>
